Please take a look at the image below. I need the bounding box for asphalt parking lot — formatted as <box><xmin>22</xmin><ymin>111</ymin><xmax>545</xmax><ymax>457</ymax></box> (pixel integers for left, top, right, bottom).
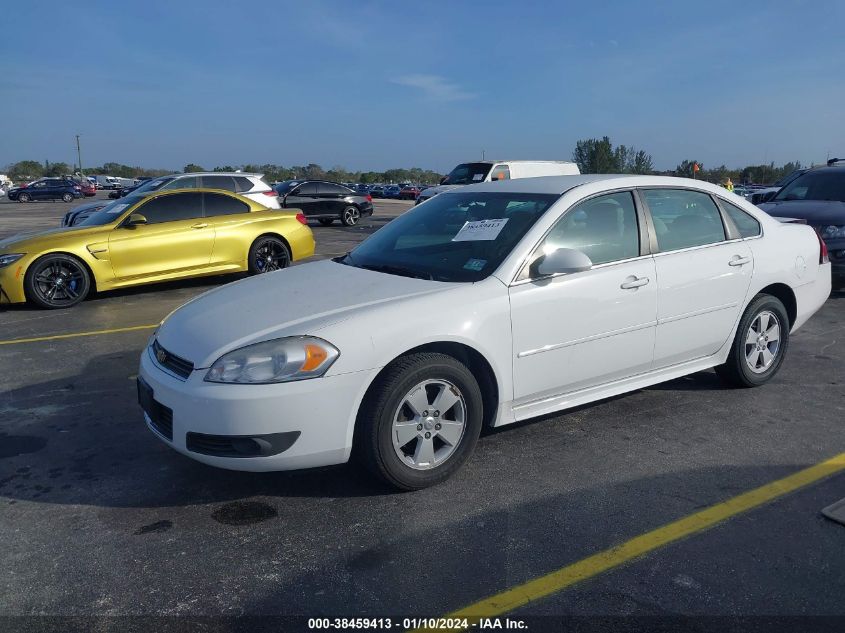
<box><xmin>1</xmin><ymin>193</ymin><xmax>844</xmax><ymax>627</ymax></box>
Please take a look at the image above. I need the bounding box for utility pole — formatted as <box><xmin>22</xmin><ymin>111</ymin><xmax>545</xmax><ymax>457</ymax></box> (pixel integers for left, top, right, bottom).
<box><xmin>481</xmin><ymin>149</ymin><xmax>485</xmax><ymax>161</ymax></box>
<box><xmin>75</xmin><ymin>135</ymin><xmax>83</xmax><ymax>175</ymax></box>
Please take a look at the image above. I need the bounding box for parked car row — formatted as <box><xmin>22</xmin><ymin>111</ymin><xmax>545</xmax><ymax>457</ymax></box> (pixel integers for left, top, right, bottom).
<box><xmin>5</xmin><ymin>176</ymin><xmax>90</xmax><ymax>202</ymax></box>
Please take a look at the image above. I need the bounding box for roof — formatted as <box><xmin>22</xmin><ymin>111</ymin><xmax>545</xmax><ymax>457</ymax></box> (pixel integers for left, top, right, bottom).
<box><xmin>457</xmin><ymin>174</ymin><xmax>740</xmax><ymax>197</ymax></box>
<box><xmin>165</xmin><ymin>172</ymin><xmax>262</xmax><ymax>178</ymax></box>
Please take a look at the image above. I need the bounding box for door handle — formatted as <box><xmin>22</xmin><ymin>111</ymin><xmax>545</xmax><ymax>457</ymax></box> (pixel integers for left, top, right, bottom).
<box><xmin>728</xmin><ymin>256</ymin><xmax>752</xmax><ymax>266</ymax></box>
<box><xmin>620</xmin><ymin>276</ymin><xmax>649</xmax><ymax>289</ymax></box>
<box><xmin>191</xmin><ymin>222</ymin><xmax>209</xmax><ymax>229</ymax></box>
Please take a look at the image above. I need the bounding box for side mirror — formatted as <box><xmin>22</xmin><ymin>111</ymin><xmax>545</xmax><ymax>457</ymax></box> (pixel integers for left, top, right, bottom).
<box><xmin>125</xmin><ymin>213</ymin><xmax>147</xmax><ymax>227</ymax></box>
<box><xmin>533</xmin><ymin>248</ymin><xmax>593</xmax><ymax>277</ymax></box>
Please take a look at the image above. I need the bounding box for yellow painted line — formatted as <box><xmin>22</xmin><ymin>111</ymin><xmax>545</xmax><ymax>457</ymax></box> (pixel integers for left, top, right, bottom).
<box><xmin>422</xmin><ymin>452</ymin><xmax>845</xmax><ymax>630</ymax></box>
<box><xmin>0</xmin><ymin>324</ymin><xmax>158</xmax><ymax>346</ymax></box>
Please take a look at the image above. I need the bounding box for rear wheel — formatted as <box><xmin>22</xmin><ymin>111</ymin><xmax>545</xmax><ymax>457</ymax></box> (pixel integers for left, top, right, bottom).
<box><xmin>355</xmin><ymin>352</ymin><xmax>483</xmax><ymax>490</ymax></box>
<box><xmin>318</xmin><ymin>218</ymin><xmax>334</xmax><ymax>226</ymax></box>
<box><xmin>248</xmin><ymin>236</ymin><xmax>290</xmax><ymax>274</ymax></box>
<box><xmin>24</xmin><ymin>254</ymin><xmax>91</xmax><ymax>309</ymax></box>
<box><xmin>61</xmin><ymin>192</ymin><xmax>74</xmax><ymax>202</ymax></box>
<box><xmin>341</xmin><ymin>206</ymin><xmax>360</xmax><ymax>226</ymax></box>
<box><xmin>716</xmin><ymin>294</ymin><xmax>790</xmax><ymax>387</ymax></box>
<box><xmin>18</xmin><ymin>192</ymin><xmax>31</xmax><ymax>203</ymax></box>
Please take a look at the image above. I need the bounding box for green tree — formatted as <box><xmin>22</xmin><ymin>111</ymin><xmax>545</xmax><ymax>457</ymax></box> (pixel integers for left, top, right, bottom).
<box><xmin>9</xmin><ymin>160</ymin><xmax>44</xmax><ymax>181</ymax></box>
<box><xmin>675</xmin><ymin>160</ymin><xmax>702</xmax><ymax>178</ymax></box>
<box><xmin>573</xmin><ymin>136</ymin><xmax>619</xmax><ymax>173</ymax></box>
<box><xmin>45</xmin><ymin>161</ymin><xmax>71</xmax><ymax>177</ymax></box>
<box><xmin>630</xmin><ymin>150</ymin><xmax>654</xmax><ymax>174</ymax></box>
<box><xmin>183</xmin><ymin>163</ymin><xmax>205</xmax><ymax>173</ymax></box>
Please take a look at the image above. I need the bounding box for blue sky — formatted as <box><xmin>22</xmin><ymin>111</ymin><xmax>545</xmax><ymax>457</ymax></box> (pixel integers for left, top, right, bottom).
<box><xmin>2</xmin><ymin>0</ymin><xmax>843</xmax><ymax>172</ymax></box>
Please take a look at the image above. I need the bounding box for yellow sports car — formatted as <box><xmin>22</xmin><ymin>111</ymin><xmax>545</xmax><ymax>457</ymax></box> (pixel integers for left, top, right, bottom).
<box><xmin>0</xmin><ymin>188</ymin><xmax>315</xmax><ymax>309</ymax></box>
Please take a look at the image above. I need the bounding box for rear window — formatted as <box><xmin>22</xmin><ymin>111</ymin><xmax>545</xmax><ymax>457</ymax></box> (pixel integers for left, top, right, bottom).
<box><xmin>202</xmin><ymin>175</ymin><xmax>237</xmax><ymax>191</ymax></box>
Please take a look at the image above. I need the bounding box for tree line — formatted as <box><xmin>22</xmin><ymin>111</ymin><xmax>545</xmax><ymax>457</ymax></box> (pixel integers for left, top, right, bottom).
<box><xmin>3</xmin><ymin>160</ymin><xmax>443</xmax><ymax>185</ymax></box>
<box><xmin>572</xmin><ymin>136</ymin><xmax>805</xmax><ymax>185</ymax></box>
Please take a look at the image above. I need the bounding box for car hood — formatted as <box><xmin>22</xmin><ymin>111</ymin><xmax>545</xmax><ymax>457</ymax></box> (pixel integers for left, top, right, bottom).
<box><xmin>758</xmin><ymin>200</ymin><xmax>845</xmax><ymax>226</ymax></box>
<box><xmin>0</xmin><ymin>225</ymin><xmax>108</xmax><ymax>250</ymax></box>
<box><xmin>156</xmin><ymin>259</ymin><xmax>449</xmax><ymax>368</ymax></box>
<box><xmin>419</xmin><ymin>184</ymin><xmax>465</xmax><ymax>197</ymax></box>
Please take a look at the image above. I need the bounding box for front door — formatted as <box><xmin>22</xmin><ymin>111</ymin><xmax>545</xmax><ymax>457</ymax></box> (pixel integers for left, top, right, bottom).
<box><xmin>285</xmin><ymin>182</ymin><xmax>320</xmax><ymax>216</ymax></box>
<box><xmin>640</xmin><ymin>188</ymin><xmax>754</xmax><ymax>367</ymax></box>
<box><xmin>109</xmin><ymin>192</ymin><xmax>215</xmax><ymax>279</ymax></box>
<box><xmin>509</xmin><ymin>191</ymin><xmax>657</xmax><ymax>410</ymax></box>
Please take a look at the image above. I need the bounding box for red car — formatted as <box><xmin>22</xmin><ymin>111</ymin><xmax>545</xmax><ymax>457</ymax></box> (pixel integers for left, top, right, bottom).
<box><xmin>76</xmin><ymin>179</ymin><xmax>97</xmax><ymax>197</ymax></box>
<box><xmin>399</xmin><ymin>185</ymin><xmax>422</xmax><ymax>200</ymax></box>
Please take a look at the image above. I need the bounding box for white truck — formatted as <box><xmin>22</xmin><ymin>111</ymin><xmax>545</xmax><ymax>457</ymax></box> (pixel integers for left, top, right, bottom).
<box><xmin>416</xmin><ymin>160</ymin><xmax>580</xmax><ymax>204</ymax></box>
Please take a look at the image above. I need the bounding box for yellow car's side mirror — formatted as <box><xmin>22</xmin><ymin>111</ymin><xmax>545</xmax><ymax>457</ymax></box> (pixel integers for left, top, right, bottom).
<box><xmin>125</xmin><ymin>213</ymin><xmax>147</xmax><ymax>227</ymax></box>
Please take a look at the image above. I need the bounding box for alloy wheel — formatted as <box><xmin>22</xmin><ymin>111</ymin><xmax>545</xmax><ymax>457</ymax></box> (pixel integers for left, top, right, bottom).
<box><xmin>744</xmin><ymin>310</ymin><xmax>781</xmax><ymax>374</ymax></box>
<box><xmin>391</xmin><ymin>379</ymin><xmax>467</xmax><ymax>470</ymax></box>
<box><xmin>254</xmin><ymin>240</ymin><xmax>288</xmax><ymax>273</ymax></box>
<box><xmin>342</xmin><ymin>207</ymin><xmax>360</xmax><ymax>226</ymax></box>
<box><xmin>31</xmin><ymin>260</ymin><xmax>86</xmax><ymax>306</ymax></box>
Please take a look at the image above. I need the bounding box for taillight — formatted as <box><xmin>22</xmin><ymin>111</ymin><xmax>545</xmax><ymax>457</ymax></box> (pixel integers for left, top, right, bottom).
<box><xmin>366</xmin><ymin>194</ymin><xmax>373</xmax><ymax>202</ymax></box>
<box><xmin>263</xmin><ymin>190</ymin><xmax>277</xmax><ymax>197</ymax></box>
<box><xmin>295</xmin><ymin>213</ymin><xmax>307</xmax><ymax>225</ymax></box>
<box><xmin>816</xmin><ymin>229</ymin><xmax>829</xmax><ymax>264</ymax></box>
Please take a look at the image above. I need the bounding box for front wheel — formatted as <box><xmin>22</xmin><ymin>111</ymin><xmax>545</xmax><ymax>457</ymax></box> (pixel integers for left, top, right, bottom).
<box><xmin>716</xmin><ymin>294</ymin><xmax>790</xmax><ymax>387</ymax></box>
<box><xmin>24</xmin><ymin>254</ymin><xmax>91</xmax><ymax>309</ymax></box>
<box><xmin>18</xmin><ymin>192</ymin><xmax>31</xmax><ymax>203</ymax></box>
<box><xmin>248</xmin><ymin>236</ymin><xmax>290</xmax><ymax>274</ymax></box>
<box><xmin>355</xmin><ymin>352</ymin><xmax>484</xmax><ymax>490</ymax></box>
<box><xmin>341</xmin><ymin>206</ymin><xmax>360</xmax><ymax>226</ymax></box>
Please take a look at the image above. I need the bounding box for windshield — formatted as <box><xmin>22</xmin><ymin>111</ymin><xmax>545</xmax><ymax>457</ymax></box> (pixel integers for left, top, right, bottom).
<box><xmin>774</xmin><ymin>170</ymin><xmax>845</xmax><ymax>203</ymax></box>
<box><xmin>443</xmin><ymin>163</ymin><xmax>492</xmax><ymax>185</ymax></box>
<box><xmin>338</xmin><ymin>191</ymin><xmax>559</xmax><ymax>282</ymax></box>
<box><xmin>128</xmin><ymin>176</ymin><xmax>173</xmax><ymax>196</ymax></box>
<box><xmin>773</xmin><ymin>169</ymin><xmax>805</xmax><ymax>188</ymax></box>
<box><xmin>78</xmin><ymin>194</ymin><xmax>145</xmax><ymax>226</ymax></box>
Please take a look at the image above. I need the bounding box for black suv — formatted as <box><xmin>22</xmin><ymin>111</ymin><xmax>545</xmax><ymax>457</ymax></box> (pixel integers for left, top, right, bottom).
<box><xmin>274</xmin><ymin>180</ymin><xmax>374</xmax><ymax>226</ymax></box>
<box><xmin>759</xmin><ymin>159</ymin><xmax>845</xmax><ymax>288</ymax></box>
<box><xmin>8</xmin><ymin>177</ymin><xmax>84</xmax><ymax>203</ymax></box>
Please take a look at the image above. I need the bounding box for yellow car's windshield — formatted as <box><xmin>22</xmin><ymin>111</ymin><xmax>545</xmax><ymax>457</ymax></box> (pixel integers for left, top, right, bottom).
<box><xmin>79</xmin><ymin>194</ymin><xmax>146</xmax><ymax>226</ymax></box>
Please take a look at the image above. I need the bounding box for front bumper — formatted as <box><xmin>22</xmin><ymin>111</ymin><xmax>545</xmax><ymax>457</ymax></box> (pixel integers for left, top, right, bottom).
<box><xmin>0</xmin><ymin>257</ymin><xmax>31</xmax><ymax>304</ymax></box>
<box><xmin>138</xmin><ymin>344</ymin><xmax>376</xmax><ymax>472</ymax></box>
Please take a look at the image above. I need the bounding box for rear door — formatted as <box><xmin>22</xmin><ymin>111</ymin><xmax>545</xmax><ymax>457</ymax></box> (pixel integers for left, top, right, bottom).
<box><xmin>640</xmin><ymin>188</ymin><xmax>753</xmax><ymax>367</ymax></box>
<box><xmin>108</xmin><ymin>192</ymin><xmax>215</xmax><ymax>279</ymax></box>
<box><xmin>318</xmin><ymin>182</ymin><xmax>351</xmax><ymax>217</ymax></box>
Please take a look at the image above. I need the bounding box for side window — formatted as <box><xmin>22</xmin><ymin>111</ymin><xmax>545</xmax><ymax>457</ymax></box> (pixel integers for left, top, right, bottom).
<box><xmin>203</xmin><ymin>193</ymin><xmax>250</xmax><ymax>217</ymax></box>
<box><xmin>233</xmin><ymin>176</ymin><xmax>254</xmax><ymax>192</ymax></box>
<box><xmin>31</xmin><ymin>181</ymin><xmax>47</xmax><ymax>188</ymax></box>
<box><xmin>136</xmin><ymin>193</ymin><xmax>204</xmax><ymax>224</ymax></box>
<box><xmin>161</xmin><ymin>176</ymin><xmax>199</xmax><ymax>190</ymax></box>
<box><xmin>296</xmin><ymin>182</ymin><xmax>318</xmax><ymax>196</ymax></box>
<box><xmin>642</xmin><ymin>189</ymin><xmax>726</xmax><ymax>252</ymax></box>
<box><xmin>490</xmin><ymin>165</ymin><xmax>511</xmax><ymax>181</ymax></box>
<box><xmin>201</xmin><ymin>175</ymin><xmax>237</xmax><ymax>191</ymax></box>
<box><xmin>534</xmin><ymin>192</ymin><xmax>640</xmax><ymax>268</ymax></box>
<box><xmin>320</xmin><ymin>183</ymin><xmax>350</xmax><ymax>195</ymax></box>
<box><xmin>721</xmin><ymin>200</ymin><xmax>762</xmax><ymax>238</ymax></box>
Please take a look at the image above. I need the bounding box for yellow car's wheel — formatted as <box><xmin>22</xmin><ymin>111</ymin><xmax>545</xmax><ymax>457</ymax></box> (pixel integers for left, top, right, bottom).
<box><xmin>24</xmin><ymin>254</ymin><xmax>91</xmax><ymax>309</ymax></box>
<box><xmin>248</xmin><ymin>236</ymin><xmax>290</xmax><ymax>275</ymax></box>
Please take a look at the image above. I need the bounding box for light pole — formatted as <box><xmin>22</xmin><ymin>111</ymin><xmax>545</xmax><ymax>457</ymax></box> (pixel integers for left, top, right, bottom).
<box><xmin>75</xmin><ymin>135</ymin><xmax>83</xmax><ymax>174</ymax></box>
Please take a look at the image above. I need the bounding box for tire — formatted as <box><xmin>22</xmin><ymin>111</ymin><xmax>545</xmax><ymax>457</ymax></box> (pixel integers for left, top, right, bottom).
<box><xmin>24</xmin><ymin>254</ymin><xmax>91</xmax><ymax>309</ymax></box>
<box><xmin>318</xmin><ymin>218</ymin><xmax>334</xmax><ymax>226</ymax></box>
<box><xmin>248</xmin><ymin>235</ymin><xmax>290</xmax><ymax>275</ymax></box>
<box><xmin>355</xmin><ymin>352</ymin><xmax>484</xmax><ymax>490</ymax></box>
<box><xmin>716</xmin><ymin>294</ymin><xmax>790</xmax><ymax>388</ymax></box>
<box><xmin>341</xmin><ymin>206</ymin><xmax>360</xmax><ymax>226</ymax></box>
<box><xmin>18</xmin><ymin>192</ymin><xmax>31</xmax><ymax>203</ymax></box>
<box><xmin>62</xmin><ymin>193</ymin><xmax>74</xmax><ymax>202</ymax></box>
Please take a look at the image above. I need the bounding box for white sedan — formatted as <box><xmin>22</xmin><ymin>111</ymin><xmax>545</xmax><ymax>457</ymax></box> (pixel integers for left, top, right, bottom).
<box><xmin>138</xmin><ymin>175</ymin><xmax>831</xmax><ymax>489</ymax></box>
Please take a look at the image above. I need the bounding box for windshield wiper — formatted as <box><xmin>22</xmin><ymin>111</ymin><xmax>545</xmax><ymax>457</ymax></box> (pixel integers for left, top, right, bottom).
<box><xmin>358</xmin><ymin>263</ymin><xmax>434</xmax><ymax>281</ymax></box>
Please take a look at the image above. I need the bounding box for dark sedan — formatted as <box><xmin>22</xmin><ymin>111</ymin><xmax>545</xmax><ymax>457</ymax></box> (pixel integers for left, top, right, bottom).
<box><xmin>8</xmin><ymin>178</ymin><xmax>84</xmax><ymax>203</ymax></box>
<box><xmin>759</xmin><ymin>160</ymin><xmax>845</xmax><ymax>287</ymax></box>
<box><xmin>61</xmin><ymin>199</ymin><xmax>111</xmax><ymax>227</ymax></box>
<box><xmin>274</xmin><ymin>180</ymin><xmax>373</xmax><ymax>226</ymax></box>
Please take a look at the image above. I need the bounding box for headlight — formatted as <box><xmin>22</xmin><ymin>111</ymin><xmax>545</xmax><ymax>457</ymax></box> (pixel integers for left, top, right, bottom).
<box><xmin>204</xmin><ymin>336</ymin><xmax>339</xmax><ymax>384</ymax></box>
<box><xmin>0</xmin><ymin>253</ymin><xmax>24</xmax><ymax>268</ymax></box>
<box><xmin>820</xmin><ymin>225</ymin><xmax>845</xmax><ymax>239</ymax></box>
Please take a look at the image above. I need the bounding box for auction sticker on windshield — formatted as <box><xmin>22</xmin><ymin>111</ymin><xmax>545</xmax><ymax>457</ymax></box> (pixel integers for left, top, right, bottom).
<box><xmin>452</xmin><ymin>218</ymin><xmax>508</xmax><ymax>242</ymax></box>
